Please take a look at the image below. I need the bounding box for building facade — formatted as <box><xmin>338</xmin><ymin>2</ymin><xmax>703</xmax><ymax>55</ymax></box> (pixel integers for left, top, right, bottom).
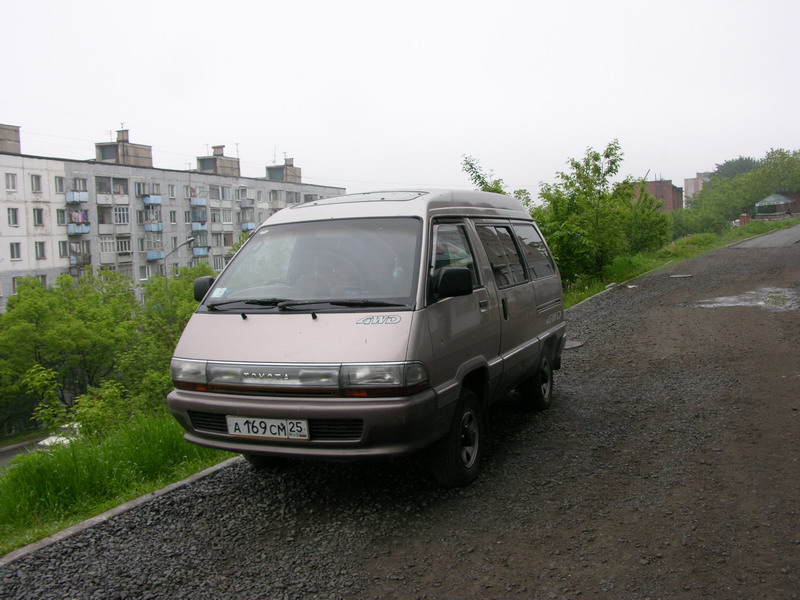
<box><xmin>645</xmin><ymin>179</ymin><xmax>684</xmax><ymax>211</ymax></box>
<box><xmin>0</xmin><ymin>125</ymin><xmax>345</xmax><ymax>311</ymax></box>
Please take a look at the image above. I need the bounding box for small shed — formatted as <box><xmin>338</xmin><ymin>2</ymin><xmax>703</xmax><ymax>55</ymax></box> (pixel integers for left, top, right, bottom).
<box><xmin>755</xmin><ymin>193</ymin><xmax>799</xmax><ymax>217</ymax></box>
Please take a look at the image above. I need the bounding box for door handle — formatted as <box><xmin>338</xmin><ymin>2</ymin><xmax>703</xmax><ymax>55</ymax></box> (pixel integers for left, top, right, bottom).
<box><xmin>501</xmin><ymin>297</ymin><xmax>509</xmax><ymax>320</ymax></box>
<box><xmin>479</xmin><ymin>299</ymin><xmax>488</xmax><ymax>308</ymax></box>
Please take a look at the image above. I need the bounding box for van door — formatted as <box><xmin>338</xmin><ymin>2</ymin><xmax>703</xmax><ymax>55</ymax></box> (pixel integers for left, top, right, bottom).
<box><xmin>474</xmin><ymin>223</ymin><xmax>539</xmax><ymax>395</ymax></box>
<box><xmin>424</xmin><ymin>221</ymin><xmax>501</xmax><ymax>407</ymax></box>
<box><xmin>512</xmin><ymin>222</ymin><xmax>564</xmax><ymax>334</ymax></box>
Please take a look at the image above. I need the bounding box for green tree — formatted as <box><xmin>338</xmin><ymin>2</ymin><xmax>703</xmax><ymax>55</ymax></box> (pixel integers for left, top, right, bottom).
<box><xmin>0</xmin><ymin>271</ymin><xmax>137</xmax><ymax>430</ymax></box>
<box><xmin>537</xmin><ymin>140</ymin><xmax>633</xmax><ymax>282</ymax></box>
<box><xmin>461</xmin><ymin>155</ymin><xmax>531</xmax><ymax>204</ymax></box>
<box><xmin>713</xmin><ymin>156</ymin><xmax>759</xmax><ymax>179</ymax></box>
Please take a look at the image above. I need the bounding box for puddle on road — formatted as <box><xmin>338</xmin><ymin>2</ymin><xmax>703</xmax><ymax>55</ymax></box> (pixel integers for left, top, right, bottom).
<box><xmin>691</xmin><ymin>287</ymin><xmax>800</xmax><ymax>311</ymax></box>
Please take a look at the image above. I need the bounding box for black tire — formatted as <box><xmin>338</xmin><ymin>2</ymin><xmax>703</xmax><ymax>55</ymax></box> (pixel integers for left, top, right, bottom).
<box><xmin>243</xmin><ymin>453</ymin><xmax>289</xmax><ymax>469</ymax></box>
<box><xmin>430</xmin><ymin>388</ymin><xmax>484</xmax><ymax>488</ymax></box>
<box><xmin>519</xmin><ymin>349</ymin><xmax>554</xmax><ymax>411</ymax></box>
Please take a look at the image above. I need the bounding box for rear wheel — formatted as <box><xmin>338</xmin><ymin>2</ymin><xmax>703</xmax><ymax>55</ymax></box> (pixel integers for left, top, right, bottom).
<box><xmin>430</xmin><ymin>388</ymin><xmax>484</xmax><ymax>487</ymax></box>
<box><xmin>519</xmin><ymin>349</ymin><xmax>554</xmax><ymax>411</ymax></box>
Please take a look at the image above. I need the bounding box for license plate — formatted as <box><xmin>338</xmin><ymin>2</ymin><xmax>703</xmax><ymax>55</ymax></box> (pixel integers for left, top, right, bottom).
<box><xmin>226</xmin><ymin>416</ymin><xmax>309</xmax><ymax>440</ymax></box>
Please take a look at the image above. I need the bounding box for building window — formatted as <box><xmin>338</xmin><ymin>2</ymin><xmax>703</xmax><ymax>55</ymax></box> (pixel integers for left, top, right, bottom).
<box><xmin>116</xmin><ymin>238</ymin><xmax>131</xmax><ymax>254</ymax></box>
<box><xmin>168</xmin><ymin>184</ymin><xmax>176</xmax><ymax>199</ymax></box>
<box><xmin>31</xmin><ymin>174</ymin><xmax>42</xmax><ymax>193</ymax></box>
<box><xmin>139</xmin><ymin>264</ymin><xmax>152</xmax><ymax>280</ymax></box>
<box><xmin>210</xmin><ymin>209</ymin><xmax>220</xmax><ymax>223</ymax></box>
<box><xmin>169</xmin><ymin>210</ymin><xmax>177</xmax><ymax>224</ymax></box>
<box><xmin>33</xmin><ymin>208</ymin><xmax>44</xmax><ymax>226</ymax></box>
<box><xmin>5</xmin><ymin>173</ymin><xmax>17</xmax><ymax>191</ymax></box>
<box><xmin>209</xmin><ymin>185</ymin><xmax>220</xmax><ymax>200</ymax></box>
<box><xmin>222</xmin><ymin>209</ymin><xmax>233</xmax><ymax>224</ymax></box>
<box><xmin>12</xmin><ymin>277</ymin><xmax>22</xmax><ymax>294</ymax></box>
<box><xmin>112</xmin><ymin>178</ymin><xmax>128</xmax><ymax>195</ymax></box>
<box><xmin>10</xmin><ymin>242</ymin><xmax>21</xmax><ymax>260</ymax></box>
<box><xmin>7</xmin><ymin>207</ymin><xmax>18</xmax><ymax>226</ymax></box>
<box><xmin>113</xmin><ymin>206</ymin><xmax>129</xmax><ymax>224</ymax></box>
<box><xmin>134</xmin><ymin>182</ymin><xmax>148</xmax><ymax>196</ymax></box>
<box><xmin>37</xmin><ymin>275</ymin><xmax>47</xmax><ymax>287</ymax></box>
<box><xmin>184</xmin><ymin>210</ymin><xmax>191</xmax><ymax>224</ymax></box>
<box><xmin>184</xmin><ymin>185</ymin><xmax>191</xmax><ymax>198</ymax></box>
<box><xmin>213</xmin><ymin>255</ymin><xmax>225</xmax><ymax>270</ymax></box>
<box><xmin>56</xmin><ymin>209</ymin><xmax>67</xmax><ymax>225</ymax></box>
<box><xmin>35</xmin><ymin>241</ymin><xmax>46</xmax><ymax>259</ymax></box>
<box><xmin>221</xmin><ymin>186</ymin><xmax>231</xmax><ymax>201</ymax></box>
<box><xmin>96</xmin><ymin>176</ymin><xmax>112</xmax><ymax>194</ymax></box>
<box><xmin>257</xmin><ymin>191</ymin><xmax>263</xmax><ymax>202</ymax></box>
<box><xmin>73</xmin><ymin>178</ymin><xmax>87</xmax><ymax>192</ymax></box>
<box><xmin>55</xmin><ymin>176</ymin><xmax>65</xmax><ymax>193</ymax></box>
<box><xmin>59</xmin><ymin>240</ymin><xmax>68</xmax><ymax>257</ymax></box>
<box><xmin>99</xmin><ymin>236</ymin><xmax>115</xmax><ymax>253</ymax></box>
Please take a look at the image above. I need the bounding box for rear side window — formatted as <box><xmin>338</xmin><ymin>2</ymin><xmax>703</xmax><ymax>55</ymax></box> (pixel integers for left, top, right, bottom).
<box><xmin>476</xmin><ymin>225</ymin><xmax>527</xmax><ymax>288</ymax></box>
<box><xmin>513</xmin><ymin>223</ymin><xmax>555</xmax><ymax>279</ymax></box>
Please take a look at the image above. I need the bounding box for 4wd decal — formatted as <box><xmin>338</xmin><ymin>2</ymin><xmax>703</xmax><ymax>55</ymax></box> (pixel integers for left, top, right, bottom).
<box><xmin>356</xmin><ymin>315</ymin><xmax>402</xmax><ymax>325</ymax></box>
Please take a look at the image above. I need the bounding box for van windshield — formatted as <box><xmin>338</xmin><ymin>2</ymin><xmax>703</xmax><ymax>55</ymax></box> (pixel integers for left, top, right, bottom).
<box><xmin>204</xmin><ymin>217</ymin><xmax>422</xmax><ymax>311</ymax></box>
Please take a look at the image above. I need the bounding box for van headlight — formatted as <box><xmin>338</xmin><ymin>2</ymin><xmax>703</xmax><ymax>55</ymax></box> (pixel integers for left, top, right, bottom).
<box><xmin>340</xmin><ymin>362</ymin><xmax>429</xmax><ymax>397</ymax></box>
<box><xmin>171</xmin><ymin>358</ymin><xmax>429</xmax><ymax>398</ymax></box>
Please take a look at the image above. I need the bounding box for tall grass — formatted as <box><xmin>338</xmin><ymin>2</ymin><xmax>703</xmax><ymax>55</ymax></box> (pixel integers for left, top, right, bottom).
<box><xmin>0</xmin><ymin>411</ymin><xmax>230</xmax><ymax>555</ymax></box>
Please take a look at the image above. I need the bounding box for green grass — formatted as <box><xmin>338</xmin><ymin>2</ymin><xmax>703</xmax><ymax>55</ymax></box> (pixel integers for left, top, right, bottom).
<box><xmin>0</xmin><ymin>412</ymin><xmax>231</xmax><ymax>556</ymax></box>
<box><xmin>564</xmin><ymin>217</ymin><xmax>800</xmax><ymax>308</ymax></box>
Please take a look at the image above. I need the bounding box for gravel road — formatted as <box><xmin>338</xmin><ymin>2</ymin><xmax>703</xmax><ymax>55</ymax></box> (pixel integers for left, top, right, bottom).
<box><xmin>2</xmin><ymin>228</ymin><xmax>799</xmax><ymax>599</ymax></box>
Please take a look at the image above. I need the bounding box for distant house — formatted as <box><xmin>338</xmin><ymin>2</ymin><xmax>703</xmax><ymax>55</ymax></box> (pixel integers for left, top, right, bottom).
<box><xmin>755</xmin><ymin>193</ymin><xmax>799</xmax><ymax>218</ymax></box>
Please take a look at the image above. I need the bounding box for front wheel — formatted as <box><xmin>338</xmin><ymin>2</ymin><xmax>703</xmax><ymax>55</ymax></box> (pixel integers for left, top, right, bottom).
<box><xmin>430</xmin><ymin>388</ymin><xmax>484</xmax><ymax>488</ymax></box>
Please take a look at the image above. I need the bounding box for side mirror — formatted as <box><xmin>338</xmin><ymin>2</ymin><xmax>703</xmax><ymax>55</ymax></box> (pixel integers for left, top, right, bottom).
<box><xmin>434</xmin><ymin>267</ymin><xmax>473</xmax><ymax>300</ymax></box>
<box><xmin>194</xmin><ymin>276</ymin><xmax>215</xmax><ymax>302</ymax></box>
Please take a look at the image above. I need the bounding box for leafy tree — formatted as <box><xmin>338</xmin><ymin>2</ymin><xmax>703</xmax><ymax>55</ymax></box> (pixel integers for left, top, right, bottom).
<box><xmin>537</xmin><ymin>140</ymin><xmax>635</xmax><ymax>281</ymax></box>
<box><xmin>0</xmin><ymin>271</ymin><xmax>138</xmax><ymax>431</ymax></box>
<box><xmin>713</xmin><ymin>156</ymin><xmax>759</xmax><ymax>179</ymax></box>
<box><xmin>688</xmin><ymin>148</ymin><xmax>800</xmax><ymax>229</ymax></box>
<box><xmin>461</xmin><ymin>155</ymin><xmax>531</xmax><ymax>204</ymax></box>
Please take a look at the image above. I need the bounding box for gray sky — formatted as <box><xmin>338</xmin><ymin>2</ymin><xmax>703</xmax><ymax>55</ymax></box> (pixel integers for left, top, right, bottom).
<box><xmin>3</xmin><ymin>0</ymin><xmax>799</xmax><ymax>195</ymax></box>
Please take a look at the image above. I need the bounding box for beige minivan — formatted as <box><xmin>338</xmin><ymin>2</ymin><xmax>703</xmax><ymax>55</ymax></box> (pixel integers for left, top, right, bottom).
<box><xmin>168</xmin><ymin>190</ymin><xmax>565</xmax><ymax>486</ymax></box>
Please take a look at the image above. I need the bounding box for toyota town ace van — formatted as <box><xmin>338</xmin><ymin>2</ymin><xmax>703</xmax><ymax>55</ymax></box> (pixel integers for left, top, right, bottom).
<box><xmin>167</xmin><ymin>189</ymin><xmax>565</xmax><ymax>486</ymax></box>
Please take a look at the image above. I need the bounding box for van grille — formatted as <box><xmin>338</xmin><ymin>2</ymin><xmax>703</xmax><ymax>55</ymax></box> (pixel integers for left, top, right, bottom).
<box><xmin>187</xmin><ymin>411</ymin><xmax>364</xmax><ymax>441</ymax></box>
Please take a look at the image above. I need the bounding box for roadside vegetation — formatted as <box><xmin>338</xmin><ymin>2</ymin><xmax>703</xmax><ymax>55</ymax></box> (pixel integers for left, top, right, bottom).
<box><xmin>1</xmin><ymin>143</ymin><xmax>799</xmax><ymax>556</ymax></box>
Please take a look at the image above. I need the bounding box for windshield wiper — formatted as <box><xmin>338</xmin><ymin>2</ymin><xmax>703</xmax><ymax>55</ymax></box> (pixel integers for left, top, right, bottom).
<box><xmin>276</xmin><ymin>299</ymin><xmax>407</xmax><ymax>311</ymax></box>
<box><xmin>205</xmin><ymin>298</ymin><xmax>289</xmax><ymax>311</ymax></box>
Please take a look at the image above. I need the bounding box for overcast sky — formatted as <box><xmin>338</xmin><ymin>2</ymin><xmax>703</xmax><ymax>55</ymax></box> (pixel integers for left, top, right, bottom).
<box><xmin>3</xmin><ymin>0</ymin><xmax>799</xmax><ymax>195</ymax></box>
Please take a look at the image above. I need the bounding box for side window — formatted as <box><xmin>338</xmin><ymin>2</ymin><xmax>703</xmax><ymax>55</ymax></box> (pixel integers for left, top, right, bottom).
<box><xmin>476</xmin><ymin>225</ymin><xmax>527</xmax><ymax>288</ymax></box>
<box><xmin>513</xmin><ymin>223</ymin><xmax>555</xmax><ymax>279</ymax></box>
<box><xmin>431</xmin><ymin>223</ymin><xmax>477</xmax><ymax>287</ymax></box>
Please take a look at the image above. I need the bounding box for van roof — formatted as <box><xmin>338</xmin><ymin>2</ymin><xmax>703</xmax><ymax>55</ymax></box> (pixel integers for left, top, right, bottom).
<box><xmin>265</xmin><ymin>189</ymin><xmax>532</xmax><ymax>224</ymax></box>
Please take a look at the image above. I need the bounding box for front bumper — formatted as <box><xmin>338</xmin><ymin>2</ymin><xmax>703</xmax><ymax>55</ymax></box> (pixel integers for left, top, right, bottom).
<box><xmin>167</xmin><ymin>387</ymin><xmax>450</xmax><ymax>459</ymax></box>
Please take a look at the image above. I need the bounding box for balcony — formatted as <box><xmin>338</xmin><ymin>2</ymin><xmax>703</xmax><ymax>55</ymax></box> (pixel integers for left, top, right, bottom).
<box><xmin>192</xmin><ymin>247</ymin><xmax>209</xmax><ymax>257</ymax></box>
<box><xmin>239</xmin><ymin>198</ymin><xmax>255</xmax><ymax>208</ymax></box>
<box><xmin>144</xmin><ymin>222</ymin><xmax>164</xmax><ymax>232</ymax></box>
<box><xmin>190</xmin><ymin>197</ymin><xmax>206</xmax><ymax>207</ymax></box>
<box><xmin>66</xmin><ymin>191</ymin><xmax>89</xmax><ymax>203</ymax></box>
<box><xmin>191</xmin><ymin>222</ymin><xmax>208</xmax><ymax>232</ymax></box>
<box><xmin>67</xmin><ymin>223</ymin><xmax>90</xmax><ymax>235</ymax></box>
<box><xmin>146</xmin><ymin>250</ymin><xmax>165</xmax><ymax>261</ymax></box>
<box><xmin>142</xmin><ymin>195</ymin><xmax>162</xmax><ymax>205</ymax></box>
<box><xmin>241</xmin><ymin>222</ymin><xmax>256</xmax><ymax>231</ymax></box>
<box><xmin>69</xmin><ymin>253</ymin><xmax>91</xmax><ymax>266</ymax></box>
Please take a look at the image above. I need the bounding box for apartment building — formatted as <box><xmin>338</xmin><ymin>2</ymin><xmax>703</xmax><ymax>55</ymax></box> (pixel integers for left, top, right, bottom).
<box><xmin>0</xmin><ymin>124</ymin><xmax>345</xmax><ymax>311</ymax></box>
